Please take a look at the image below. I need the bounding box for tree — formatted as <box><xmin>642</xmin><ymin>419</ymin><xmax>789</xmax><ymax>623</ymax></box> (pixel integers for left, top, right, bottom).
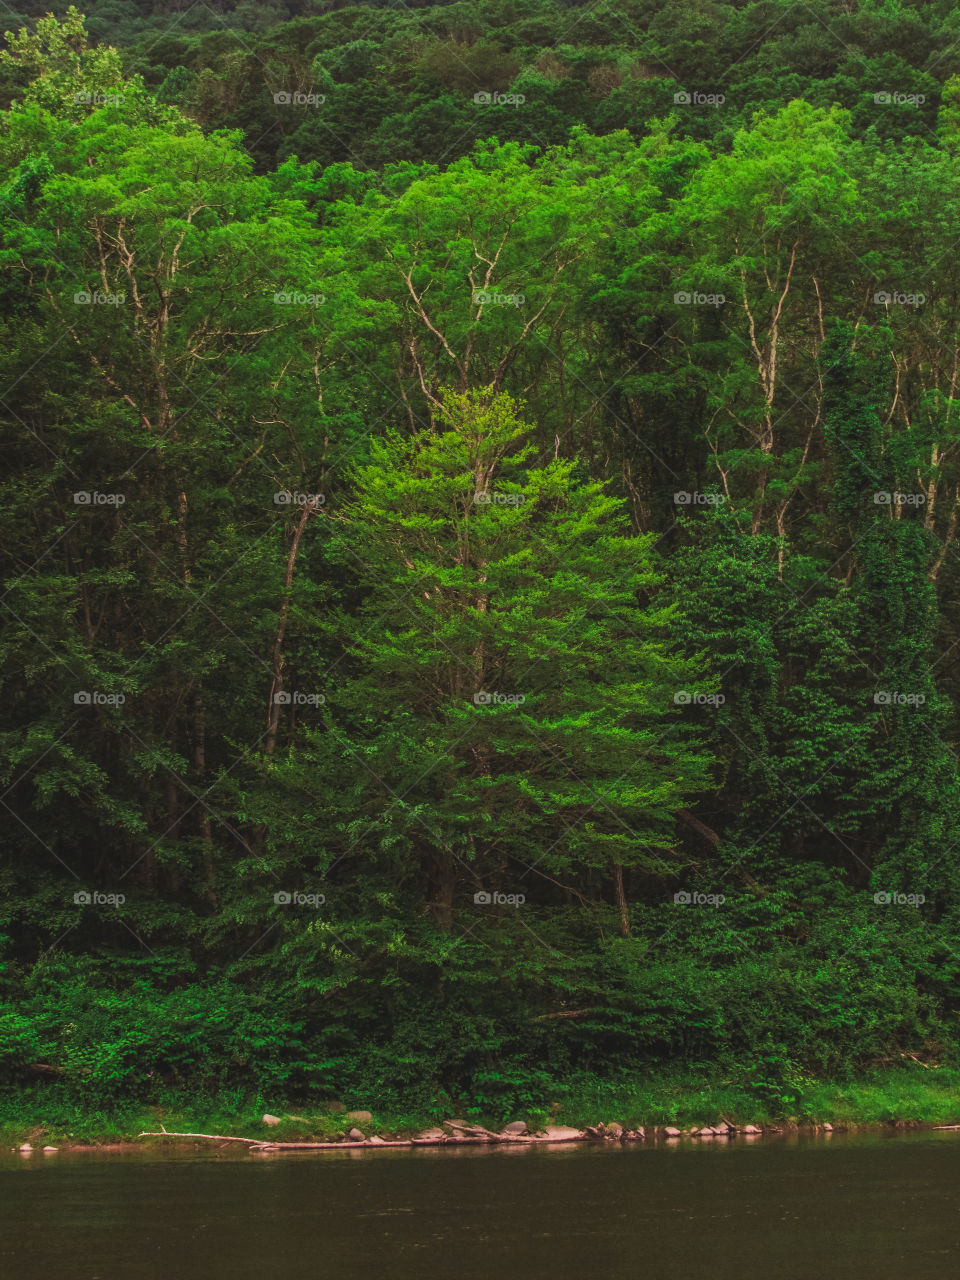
<box><xmin>265</xmin><ymin>385</ymin><xmax>712</xmax><ymax>942</ymax></box>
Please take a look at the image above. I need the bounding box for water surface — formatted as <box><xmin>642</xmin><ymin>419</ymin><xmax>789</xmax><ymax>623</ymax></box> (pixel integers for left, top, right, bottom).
<box><xmin>2</xmin><ymin>1130</ymin><xmax>958</xmax><ymax>1278</ymax></box>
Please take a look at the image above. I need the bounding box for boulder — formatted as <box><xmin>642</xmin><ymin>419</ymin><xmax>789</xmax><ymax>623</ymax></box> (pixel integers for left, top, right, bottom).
<box><xmin>606</xmin><ymin>1123</ymin><xmax>624</xmax><ymax>1139</ymax></box>
<box><xmin>18</xmin><ymin>1143</ymin><xmax>32</xmax><ymax>1153</ymax></box>
<box><xmin>623</xmin><ymin>1127</ymin><xmax>645</xmax><ymax>1141</ymax></box>
<box><xmin>368</xmin><ymin>1135</ymin><xmax>386</xmax><ymax>1145</ymax></box>
<box><xmin>741</xmin><ymin>1125</ymin><xmax>762</xmax><ymax>1135</ymax></box>
<box><xmin>415</xmin><ymin>1128</ymin><xmax>446</xmax><ymax>1142</ymax></box>
<box><xmin>663</xmin><ymin>1127</ymin><xmax>682</xmax><ymax>1138</ymax></box>
<box><xmin>823</xmin><ymin>1124</ymin><xmax>834</xmax><ymax>1132</ymax></box>
<box><xmin>585</xmin><ymin>1125</ymin><xmax>605</xmax><ymax>1139</ymax></box>
<box><xmin>347</xmin><ymin>1111</ymin><xmax>373</xmax><ymax>1123</ymax></box>
<box><xmin>348</xmin><ymin>1128</ymin><xmax>365</xmax><ymax>1142</ymax></box>
<box><xmin>501</xmin><ymin>1121</ymin><xmax>528</xmax><ymax>1136</ymax></box>
<box><xmin>42</xmin><ymin>1146</ymin><xmax>58</xmax><ymax>1152</ymax></box>
<box><xmin>261</xmin><ymin>1114</ymin><xmax>282</xmax><ymax>1126</ymax></box>
<box><xmin>540</xmin><ymin>1125</ymin><xmax>583</xmax><ymax>1142</ymax></box>
<box><xmin>712</xmin><ymin>1122</ymin><xmax>731</xmax><ymax>1134</ymax></box>
<box><xmin>325</xmin><ymin>1101</ymin><xmax>346</xmax><ymax>1113</ymax></box>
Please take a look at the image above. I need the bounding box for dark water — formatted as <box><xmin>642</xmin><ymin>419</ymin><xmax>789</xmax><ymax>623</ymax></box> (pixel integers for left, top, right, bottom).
<box><xmin>2</xmin><ymin>1131</ymin><xmax>959</xmax><ymax>1278</ymax></box>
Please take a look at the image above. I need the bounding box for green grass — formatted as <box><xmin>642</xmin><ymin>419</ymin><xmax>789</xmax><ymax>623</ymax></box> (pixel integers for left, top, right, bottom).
<box><xmin>3</xmin><ymin>1065</ymin><xmax>959</xmax><ymax>1147</ymax></box>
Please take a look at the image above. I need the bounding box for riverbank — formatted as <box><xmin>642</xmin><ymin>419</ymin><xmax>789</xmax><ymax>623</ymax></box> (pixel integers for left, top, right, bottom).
<box><xmin>3</xmin><ymin>1064</ymin><xmax>959</xmax><ymax>1150</ymax></box>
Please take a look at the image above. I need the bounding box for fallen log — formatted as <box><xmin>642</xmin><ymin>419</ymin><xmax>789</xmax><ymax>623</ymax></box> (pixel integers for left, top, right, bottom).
<box><xmin>138</xmin><ymin>1131</ymin><xmax>263</xmax><ymax>1145</ymax></box>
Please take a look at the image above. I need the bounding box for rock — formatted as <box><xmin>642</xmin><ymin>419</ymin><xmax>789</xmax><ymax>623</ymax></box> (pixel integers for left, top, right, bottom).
<box><xmin>501</xmin><ymin>1121</ymin><xmax>528</xmax><ymax>1135</ymax></box>
<box><xmin>347</xmin><ymin>1110</ymin><xmax>373</xmax><ymax>1123</ymax></box>
<box><xmin>443</xmin><ymin>1118</ymin><xmax>470</xmax><ymax>1130</ymax></box>
<box><xmin>325</xmin><ymin>1101</ymin><xmax>346</xmax><ymax>1113</ymax></box>
<box><xmin>415</xmin><ymin>1128</ymin><xmax>446</xmax><ymax>1141</ymax></box>
<box><xmin>368</xmin><ymin>1135</ymin><xmax>386</xmax><ymax>1145</ymax></box>
<box><xmin>823</xmin><ymin>1123</ymin><xmax>833</xmax><ymax>1132</ymax></box>
<box><xmin>624</xmin><ymin>1127</ymin><xmax>645</xmax><ymax>1141</ymax></box>
<box><xmin>585</xmin><ymin>1125</ymin><xmax>605</xmax><ymax>1139</ymax></box>
<box><xmin>43</xmin><ymin>1146</ymin><xmax>58</xmax><ymax>1152</ymax></box>
<box><xmin>348</xmin><ymin>1128</ymin><xmax>365</xmax><ymax>1141</ymax></box>
<box><xmin>540</xmin><ymin>1125</ymin><xmax>583</xmax><ymax>1142</ymax></box>
<box><xmin>742</xmin><ymin>1125</ymin><xmax>762</xmax><ymax>1134</ymax></box>
<box><xmin>663</xmin><ymin>1127</ymin><xmax>682</xmax><ymax>1138</ymax></box>
<box><xmin>287</xmin><ymin>1115</ymin><xmax>310</xmax><ymax>1123</ymax></box>
<box><xmin>261</xmin><ymin>1114</ymin><xmax>282</xmax><ymax>1126</ymax></box>
<box><xmin>19</xmin><ymin>1143</ymin><xmax>32</xmax><ymax>1153</ymax></box>
<box><xmin>712</xmin><ymin>1122</ymin><xmax>731</xmax><ymax>1134</ymax></box>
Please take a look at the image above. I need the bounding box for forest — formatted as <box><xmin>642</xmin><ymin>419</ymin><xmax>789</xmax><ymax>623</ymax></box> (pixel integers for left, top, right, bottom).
<box><xmin>2</xmin><ymin>0</ymin><xmax>960</xmax><ymax>1129</ymax></box>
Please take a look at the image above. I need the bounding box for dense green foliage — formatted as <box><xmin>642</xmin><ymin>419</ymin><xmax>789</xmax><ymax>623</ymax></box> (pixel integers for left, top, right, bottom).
<box><xmin>2</xmin><ymin>4</ymin><xmax>960</xmax><ymax>1121</ymax></box>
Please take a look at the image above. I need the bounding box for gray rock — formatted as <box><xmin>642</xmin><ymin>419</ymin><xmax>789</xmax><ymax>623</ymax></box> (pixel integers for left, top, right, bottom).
<box><xmin>415</xmin><ymin>1128</ymin><xmax>446</xmax><ymax>1141</ymax></box>
<box><xmin>501</xmin><ymin>1121</ymin><xmax>528</xmax><ymax>1135</ymax></box>
<box><xmin>540</xmin><ymin>1125</ymin><xmax>584</xmax><ymax>1142</ymax></box>
<box><xmin>663</xmin><ymin>1127</ymin><xmax>682</xmax><ymax>1138</ymax></box>
<box><xmin>606</xmin><ymin>1123</ymin><xmax>624</xmax><ymax>1138</ymax></box>
<box><xmin>19</xmin><ymin>1143</ymin><xmax>32</xmax><ymax>1153</ymax></box>
<box><xmin>823</xmin><ymin>1124</ymin><xmax>834</xmax><ymax>1132</ymax></box>
<box><xmin>325</xmin><ymin>1101</ymin><xmax>346</xmax><ymax>1113</ymax></box>
<box><xmin>712</xmin><ymin>1122</ymin><xmax>731</xmax><ymax>1134</ymax></box>
<box><xmin>347</xmin><ymin>1110</ymin><xmax>373</xmax><ymax>1123</ymax></box>
<box><xmin>43</xmin><ymin>1146</ymin><xmax>58</xmax><ymax>1152</ymax></box>
<box><xmin>261</xmin><ymin>1114</ymin><xmax>282</xmax><ymax>1126</ymax></box>
<box><xmin>368</xmin><ymin>1135</ymin><xmax>386</xmax><ymax>1145</ymax></box>
<box><xmin>348</xmin><ymin>1128</ymin><xmax>365</xmax><ymax>1141</ymax></box>
<box><xmin>742</xmin><ymin>1125</ymin><xmax>762</xmax><ymax>1134</ymax></box>
<box><xmin>624</xmin><ymin>1127</ymin><xmax>645</xmax><ymax>1141</ymax></box>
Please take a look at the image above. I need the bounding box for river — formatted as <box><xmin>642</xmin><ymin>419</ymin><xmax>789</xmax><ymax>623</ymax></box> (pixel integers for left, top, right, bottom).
<box><xmin>2</xmin><ymin>1130</ymin><xmax>959</xmax><ymax>1278</ymax></box>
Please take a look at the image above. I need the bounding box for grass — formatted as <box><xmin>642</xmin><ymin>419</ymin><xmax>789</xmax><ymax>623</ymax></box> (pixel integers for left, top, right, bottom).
<box><xmin>2</xmin><ymin>1065</ymin><xmax>959</xmax><ymax>1147</ymax></box>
